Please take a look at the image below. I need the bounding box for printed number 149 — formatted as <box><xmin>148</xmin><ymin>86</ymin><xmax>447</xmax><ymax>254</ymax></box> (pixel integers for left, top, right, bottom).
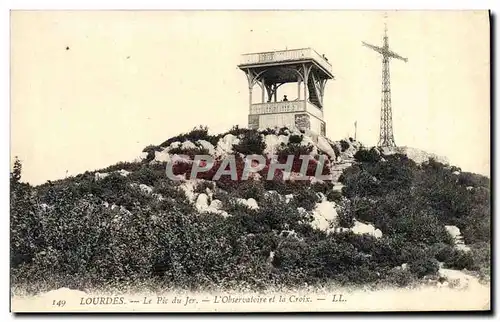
<box><xmin>52</xmin><ymin>300</ymin><xmax>66</xmax><ymax>307</ymax></box>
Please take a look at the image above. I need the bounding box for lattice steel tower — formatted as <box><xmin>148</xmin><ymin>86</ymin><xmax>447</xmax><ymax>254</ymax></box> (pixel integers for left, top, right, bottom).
<box><xmin>362</xmin><ymin>19</ymin><xmax>407</xmax><ymax>148</ymax></box>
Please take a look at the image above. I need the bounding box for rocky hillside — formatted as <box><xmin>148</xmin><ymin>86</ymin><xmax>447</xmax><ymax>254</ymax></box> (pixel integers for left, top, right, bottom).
<box><xmin>10</xmin><ymin>126</ymin><xmax>490</xmax><ymax>294</ymax></box>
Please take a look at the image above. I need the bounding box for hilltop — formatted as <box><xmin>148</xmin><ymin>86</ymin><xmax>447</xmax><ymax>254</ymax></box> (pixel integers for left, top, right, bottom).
<box><xmin>10</xmin><ymin>126</ymin><xmax>490</xmax><ymax>294</ymax></box>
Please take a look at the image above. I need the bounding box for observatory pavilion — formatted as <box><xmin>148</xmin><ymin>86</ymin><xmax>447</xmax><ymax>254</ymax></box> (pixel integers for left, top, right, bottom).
<box><xmin>238</xmin><ymin>48</ymin><xmax>334</xmax><ymax>136</ymax></box>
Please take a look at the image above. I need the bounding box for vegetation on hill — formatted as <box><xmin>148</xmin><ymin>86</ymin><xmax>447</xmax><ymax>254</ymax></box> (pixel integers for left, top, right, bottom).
<box><xmin>10</xmin><ymin>127</ymin><xmax>490</xmax><ymax>294</ymax></box>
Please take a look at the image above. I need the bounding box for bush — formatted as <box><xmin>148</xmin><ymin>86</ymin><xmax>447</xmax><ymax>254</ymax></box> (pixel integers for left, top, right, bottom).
<box><xmin>354</xmin><ymin>148</ymin><xmax>381</xmax><ymax>163</ymax></box>
<box><xmin>384</xmin><ymin>268</ymin><xmax>416</xmax><ymax>287</ymax></box>
<box><xmin>330</xmin><ymin>144</ymin><xmax>341</xmax><ymax>158</ymax></box>
<box><xmin>409</xmin><ymin>257</ymin><xmax>440</xmax><ymax>278</ymax></box>
<box><xmin>231</xmin><ymin>180</ymin><xmax>266</xmax><ymax>202</ymax></box>
<box><xmin>288</xmin><ymin>134</ymin><xmax>303</xmax><ymax>144</ymax></box>
<box><xmin>278</xmin><ymin>127</ymin><xmax>290</xmax><ymax>136</ymax></box>
<box><xmin>193</xmin><ymin>180</ymin><xmax>215</xmax><ymax>194</ymax></box>
<box><xmin>340</xmin><ymin>140</ymin><xmax>350</xmax><ymax>152</ymax></box>
<box><xmin>443</xmin><ymin>250</ymin><xmax>475</xmax><ymax>270</ymax></box>
<box><xmin>10</xmin><ymin>126</ymin><xmax>491</xmax><ymax>293</ymax></box>
<box><xmin>233</xmin><ymin>130</ymin><xmax>266</xmax><ymax>155</ymax></box>
<box><xmin>277</xmin><ymin>143</ymin><xmax>313</xmax><ymax>159</ymax></box>
<box><xmin>336</xmin><ymin>203</ymin><xmax>355</xmax><ymax>228</ymax></box>
<box><xmin>229</xmin><ymin>193</ymin><xmax>311</xmax><ymax>236</ymax></box>
<box><xmin>11</xmin><ymin>164</ymin><xmax>43</xmax><ymax>268</ymax></box>
<box><xmin>311</xmin><ymin>181</ymin><xmax>332</xmax><ymax>194</ymax></box>
<box><xmin>128</xmin><ymin>166</ymin><xmax>165</xmax><ymax>187</ymax></box>
<box><xmin>142</xmin><ymin>145</ymin><xmax>161</xmax><ymax>162</ymax></box>
<box><xmin>432</xmin><ymin>243</ymin><xmax>458</xmax><ymax>263</ymax></box>
<box><xmin>386</xmin><ymin>210</ymin><xmax>453</xmax><ymax>245</ymax></box>
<box><xmin>341</xmin><ymin>170</ymin><xmax>381</xmax><ymax>198</ymax></box>
<box><xmin>168</xmin><ymin>146</ymin><xmax>210</xmax><ymax>158</ymax></box>
<box><xmin>311</xmin><ymin>182</ymin><xmax>343</xmax><ymax>203</ymax></box>
<box><xmin>291</xmin><ymin>188</ymin><xmax>320</xmax><ymax>211</ymax></box>
<box><xmin>153</xmin><ymin>180</ymin><xmax>189</xmax><ymax>202</ymax></box>
<box><xmin>142</xmin><ymin>144</ymin><xmax>161</xmax><ymax>153</ymax></box>
<box><xmin>101</xmin><ymin>161</ymin><xmax>143</xmax><ymax>173</ymax></box>
<box><xmin>160</xmin><ymin>125</ymin><xmax>220</xmax><ymax>147</ymax></box>
<box><xmin>228</xmin><ymin>125</ymin><xmax>252</xmax><ymax>137</ymax></box>
<box><xmin>457</xmin><ymin>172</ymin><xmax>490</xmax><ymax>188</ymax></box>
<box><xmin>325</xmin><ymin>190</ymin><xmax>343</xmax><ymax>203</ymax></box>
<box><xmin>259</xmin><ymin>128</ymin><xmax>278</xmax><ymax>136</ymax></box>
<box><xmin>275</xmin><ymin>236</ymin><xmax>376</xmax><ymax>284</ymax></box>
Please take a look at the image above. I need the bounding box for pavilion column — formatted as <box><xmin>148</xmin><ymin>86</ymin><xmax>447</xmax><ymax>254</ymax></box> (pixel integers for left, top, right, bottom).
<box><xmin>245</xmin><ymin>70</ymin><xmax>254</xmax><ymax>110</ymax></box>
<box><xmin>261</xmin><ymin>79</ymin><xmax>265</xmax><ymax>103</ymax></box>
<box><xmin>297</xmin><ymin>79</ymin><xmax>301</xmax><ymax>100</ymax></box>
<box><xmin>302</xmin><ymin>64</ymin><xmax>311</xmax><ymax>104</ymax></box>
<box><xmin>265</xmin><ymin>84</ymin><xmax>273</xmax><ymax>103</ymax></box>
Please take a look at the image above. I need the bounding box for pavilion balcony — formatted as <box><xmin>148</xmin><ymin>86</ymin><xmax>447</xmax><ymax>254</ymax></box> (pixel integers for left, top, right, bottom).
<box><xmin>239</xmin><ymin>48</ymin><xmax>333</xmax><ymax>78</ymax></box>
<box><xmin>249</xmin><ymin>100</ymin><xmax>323</xmax><ymax>120</ymax></box>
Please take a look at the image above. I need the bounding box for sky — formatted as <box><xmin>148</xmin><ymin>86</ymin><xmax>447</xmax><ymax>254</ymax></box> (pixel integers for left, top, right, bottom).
<box><xmin>10</xmin><ymin>10</ymin><xmax>490</xmax><ymax>185</ymax></box>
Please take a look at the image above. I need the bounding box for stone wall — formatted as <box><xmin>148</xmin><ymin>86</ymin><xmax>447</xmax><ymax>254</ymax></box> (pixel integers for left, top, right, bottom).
<box><xmin>248</xmin><ymin>115</ymin><xmax>259</xmax><ymax>129</ymax></box>
<box><xmin>294</xmin><ymin>113</ymin><xmax>311</xmax><ymax>130</ymax></box>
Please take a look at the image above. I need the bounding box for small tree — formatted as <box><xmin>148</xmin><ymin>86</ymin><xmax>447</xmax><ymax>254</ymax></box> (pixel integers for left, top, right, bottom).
<box><xmin>11</xmin><ymin>157</ymin><xmax>22</xmax><ymax>185</ymax></box>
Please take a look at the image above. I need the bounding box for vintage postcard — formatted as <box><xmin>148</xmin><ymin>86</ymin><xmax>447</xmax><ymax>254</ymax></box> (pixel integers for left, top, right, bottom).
<box><xmin>10</xmin><ymin>10</ymin><xmax>491</xmax><ymax>312</ymax></box>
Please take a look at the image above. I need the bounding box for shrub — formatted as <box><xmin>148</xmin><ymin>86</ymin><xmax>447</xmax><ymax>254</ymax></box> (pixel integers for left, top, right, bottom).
<box><xmin>168</xmin><ymin>146</ymin><xmax>210</xmax><ymax>158</ymax></box>
<box><xmin>211</xmin><ymin>188</ymin><xmax>230</xmax><ymax>205</ymax></box>
<box><xmin>255</xmin><ymin>194</ymin><xmax>312</xmax><ymax>232</ymax></box>
<box><xmin>277</xmin><ymin>143</ymin><xmax>313</xmax><ymax>159</ymax></box>
<box><xmin>306</xmin><ymin>236</ymin><xmax>377</xmax><ymax>284</ymax></box>
<box><xmin>432</xmin><ymin>243</ymin><xmax>458</xmax><ymax>263</ymax></box>
<box><xmin>443</xmin><ymin>250</ymin><xmax>475</xmax><ymax>270</ymax></box>
<box><xmin>354</xmin><ymin>148</ymin><xmax>381</xmax><ymax>163</ymax></box>
<box><xmin>153</xmin><ymin>180</ymin><xmax>188</xmax><ymax>202</ymax></box>
<box><xmin>311</xmin><ymin>181</ymin><xmax>333</xmax><ymax>194</ymax></box>
<box><xmin>142</xmin><ymin>145</ymin><xmax>161</xmax><ymax>162</ymax></box>
<box><xmin>330</xmin><ymin>144</ymin><xmax>341</xmax><ymax>158</ymax></box>
<box><xmin>409</xmin><ymin>257</ymin><xmax>440</xmax><ymax>278</ymax></box>
<box><xmin>11</xmin><ymin>167</ymin><xmax>43</xmax><ymax>268</ymax></box>
<box><xmin>433</xmin><ymin>242</ymin><xmax>489</xmax><ymax>273</ymax></box>
<box><xmin>262</xmin><ymin>178</ymin><xmax>287</xmax><ymax>195</ymax></box>
<box><xmin>384</xmin><ymin>268</ymin><xmax>416</xmax><ymax>287</ymax></box>
<box><xmin>101</xmin><ymin>161</ymin><xmax>143</xmax><ymax>173</ymax></box>
<box><xmin>468</xmin><ymin>242</ymin><xmax>491</xmax><ymax>276</ymax></box>
<box><xmin>457</xmin><ymin>172</ymin><xmax>490</xmax><ymax>188</ymax></box>
<box><xmin>262</xmin><ymin>180</ymin><xmax>308</xmax><ymax>196</ymax></box>
<box><xmin>233</xmin><ymin>130</ymin><xmax>266</xmax><ymax>155</ymax></box>
<box><xmin>128</xmin><ymin>166</ymin><xmax>165</xmax><ymax>187</ymax></box>
<box><xmin>291</xmin><ymin>188</ymin><xmax>320</xmax><ymax>211</ymax></box>
<box><xmin>341</xmin><ymin>170</ymin><xmax>381</xmax><ymax>198</ymax></box>
<box><xmin>10</xmin><ymin>125</ymin><xmax>492</xmax><ymax>292</ymax></box>
<box><xmin>142</xmin><ymin>144</ymin><xmax>160</xmax><ymax>153</ymax></box>
<box><xmin>278</xmin><ymin>127</ymin><xmax>290</xmax><ymax>136</ymax></box>
<box><xmin>185</xmin><ymin>125</ymin><xmax>212</xmax><ymax>141</ymax></box>
<box><xmin>231</xmin><ymin>180</ymin><xmax>266</xmax><ymax>202</ymax></box>
<box><xmin>228</xmin><ymin>125</ymin><xmax>251</xmax><ymax>137</ymax></box>
<box><xmin>336</xmin><ymin>203</ymin><xmax>355</xmax><ymax>228</ymax></box>
<box><xmin>259</xmin><ymin>128</ymin><xmax>278</xmax><ymax>136</ymax></box>
<box><xmin>387</xmin><ymin>210</ymin><xmax>453</xmax><ymax>245</ymax></box>
<box><xmin>325</xmin><ymin>190</ymin><xmax>343</xmax><ymax>203</ymax></box>
<box><xmin>339</xmin><ymin>140</ymin><xmax>350</xmax><ymax>152</ymax></box>
<box><xmin>288</xmin><ymin>134</ymin><xmax>303</xmax><ymax>144</ymax></box>
<box><xmin>193</xmin><ymin>180</ymin><xmax>215</xmax><ymax>194</ymax></box>
<box><xmin>272</xmin><ymin>239</ymin><xmax>310</xmax><ymax>278</ymax></box>
<box><xmin>160</xmin><ymin>125</ymin><xmax>220</xmax><ymax>147</ymax></box>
